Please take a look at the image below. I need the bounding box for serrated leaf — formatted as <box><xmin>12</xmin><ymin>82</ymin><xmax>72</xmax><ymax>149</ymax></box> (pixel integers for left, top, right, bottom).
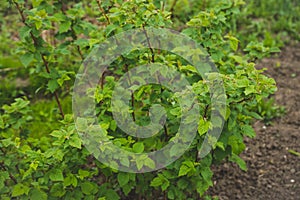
<box><xmin>150</xmin><ymin>177</ymin><xmax>162</xmax><ymax>187</ymax></box>
<box><xmin>81</xmin><ymin>182</ymin><xmax>95</xmax><ymax>195</ymax></box>
<box><xmin>49</xmin><ymin>168</ymin><xmax>64</xmax><ymax>181</ymax></box>
<box><xmin>78</xmin><ymin>169</ymin><xmax>90</xmax><ymax>180</ymax></box>
<box><xmin>178</xmin><ymin>165</ymin><xmax>190</xmax><ymax>177</ymax></box>
<box><xmin>50</xmin><ymin>130</ymin><xmax>62</xmax><ymax>138</ymax></box>
<box><xmin>59</xmin><ymin>21</ymin><xmax>71</xmax><ymax>33</ymax></box>
<box><xmin>161</xmin><ymin>180</ymin><xmax>170</xmax><ymax>191</ymax></box>
<box><xmin>198</xmin><ymin>118</ymin><xmax>210</xmax><ymax>136</ymax></box>
<box><xmin>69</xmin><ymin>135</ymin><xmax>82</xmax><ymax>149</ymax></box>
<box><xmin>50</xmin><ymin>183</ymin><xmax>65</xmax><ymax>197</ymax></box>
<box><xmin>30</xmin><ymin>188</ymin><xmax>47</xmax><ymax>200</ymax></box>
<box><xmin>121</xmin><ymin>184</ymin><xmax>132</xmax><ymax>195</ymax></box>
<box><xmin>120</xmin><ymin>157</ymin><xmax>130</xmax><ymax>167</ymax></box>
<box><xmin>12</xmin><ymin>183</ymin><xmax>30</xmax><ymax>197</ymax></box>
<box><xmin>144</xmin><ymin>157</ymin><xmax>155</xmax><ymax>169</ymax></box>
<box><xmin>20</xmin><ymin>53</ymin><xmax>34</xmax><ymax>68</ymax></box>
<box><xmin>136</xmin><ymin>157</ymin><xmax>143</xmax><ymax>170</ymax></box>
<box><xmin>47</xmin><ymin>79</ymin><xmax>59</xmax><ymax>93</ymax></box>
<box><xmin>248</xmin><ymin>112</ymin><xmax>263</xmax><ymax>120</ymax></box>
<box><xmin>229</xmin><ymin>36</ymin><xmax>239</xmax><ymax>51</ymax></box>
<box><xmin>132</xmin><ymin>142</ymin><xmax>144</xmax><ymax>153</ymax></box>
<box><xmin>117</xmin><ymin>173</ymin><xmax>129</xmax><ymax>187</ymax></box>
<box><xmin>244</xmin><ymin>85</ymin><xmax>256</xmax><ymax>95</ymax></box>
<box><xmin>105</xmin><ymin>189</ymin><xmax>120</xmax><ymax>200</ymax></box>
<box><xmin>0</xmin><ymin>115</ymin><xmax>4</xmax><ymax>129</ymax></box>
<box><xmin>64</xmin><ymin>174</ymin><xmax>77</xmax><ymax>187</ymax></box>
<box><xmin>200</xmin><ymin>167</ymin><xmax>213</xmax><ymax>185</ymax></box>
<box><xmin>19</xmin><ymin>26</ymin><xmax>31</xmax><ymax>41</ymax></box>
<box><xmin>229</xmin><ymin>153</ymin><xmax>247</xmax><ymax>171</ymax></box>
<box><xmin>242</xmin><ymin>125</ymin><xmax>256</xmax><ymax>138</ymax></box>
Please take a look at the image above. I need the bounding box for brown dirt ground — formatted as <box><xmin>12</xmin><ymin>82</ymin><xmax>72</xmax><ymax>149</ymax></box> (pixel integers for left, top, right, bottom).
<box><xmin>208</xmin><ymin>43</ymin><xmax>300</xmax><ymax>200</ymax></box>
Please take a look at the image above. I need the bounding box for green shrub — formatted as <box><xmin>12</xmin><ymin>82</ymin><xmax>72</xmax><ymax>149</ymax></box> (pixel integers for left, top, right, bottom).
<box><xmin>0</xmin><ymin>0</ymin><xmax>277</xmax><ymax>199</ymax></box>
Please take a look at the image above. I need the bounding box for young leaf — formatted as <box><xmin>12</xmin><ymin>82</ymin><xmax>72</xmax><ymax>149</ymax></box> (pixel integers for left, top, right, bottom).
<box><xmin>178</xmin><ymin>165</ymin><xmax>190</xmax><ymax>177</ymax></box>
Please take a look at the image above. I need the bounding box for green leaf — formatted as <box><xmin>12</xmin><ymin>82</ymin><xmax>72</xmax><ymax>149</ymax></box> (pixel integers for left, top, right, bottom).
<box><xmin>269</xmin><ymin>47</ymin><xmax>281</xmax><ymax>53</ymax></box>
<box><xmin>178</xmin><ymin>161</ymin><xmax>195</xmax><ymax>177</ymax></box>
<box><xmin>59</xmin><ymin>21</ymin><xmax>72</xmax><ymax>33</ymax></box>
<box><xmin>29</xmin><ymin>188</ymin><xmax>47</xmax><ymax>200</ymax></box>
<box><xmin>136</xmin><ymin>156</ymin><xmax>144</xmax><ymax>170</ymax></box>
<box><xmin>0</xmin><ymin>115</ymin><xmax>4</xmax><ymax>129</ymax></box>
<box><xmin>32</xmin><ymin>0</ymin><xmax>43</xmax><ymax>7</ymax></box>
<box><xmin>50</xmin><ymin>183</ymin><xmax>66</xmax><ymax>197</ymax></box>
<box><xmin>161</xmin><ymin>181</ymin><xmax>170</xmax><ymax>191</ymax></box>
<box><xmin>120</xmin><ymin>157</ymin><xmax>130</xmax><ymax>167</ymax></box>
<box><xmin>105</xmin><ymin>24</ymin><xmax>118</xmax><ymax>37</ymax></box>
<box><xmin>12</xmin><ymin>183</ymin><xmax>30</xmax><ymax>197</ymax></box>
<box><xmin>178</xmin><ymin>165</ymin><xmax>190</xmax><ymax>177</ymax></box>
<box><xmin>132</xmin><ymin>142</ymin><xmax>144</xmax><ymax>153</ymax></box>
<box><xmin>144</xmin><ymin>157</ymin><xmax>155</xmax><ymax>169</ymax></box>
<box><xmin>198</xmin><ymin>118</ymin><xmax>210</xmax><ymax>136</ymax></box>
<box><xmin>110</xmin><ymin>120</ymin><xmax>117</xmax><ymax>131</ymax></box>
<box><xmin>117</xmin><ymin>173</ymin><xmax>129</xmax><ymax>187</ymax></box>
<box><xmin>121</xmin><ymin>184</ymin><xmax>132</xmax><ymax>195</ymax></box>
<box><xmin>78</xmin><ymin>169</ymin><xmax>90</xmax><ymax>180</ymax></box>
<box><xmin>19</xmin><ymin>26</ymin><xmax>32</xmax><ymax>41</ymax></box>
<box><xmin>20</xmin><ymin>53</ymin><xmax>34</xmax><ymax>68</ymax></box>
<box><xmin>81</xmin><ymin>182</ymin><xmax>95</xmax><ymax>195</ymax></box>
<box><xmin>57</xmin><ymin>74</ymin><xmax>71</xmax><ymax>86</ymax></box>
<box><xmin>150</xmin><ymin>177</ymin><xmax>163</xmax><ymax>187</ymax></box>
<box><xmin>200</xmin><ymin>167</ymin><xmax>213</xmax><ymax>185</ymax></box>
<box><xmin>229</xmin><ymin>36</ymin><xmax>239</xmax><ymax>51</ymax></box>
<box><xmin>50</xmin><ymin>130</ymin><xmax>62</xmax><ymax>138</ymax></box>
<box><xmin>168</xmin><ymin>190</ymin><xmax>175</xmax><ymax>199</ymax></box>
<box><xmin>177</xmin><ymin>179</ymin><xmax>188</xmax><ymax>189</ymax></box>
<box><xmin>34</xmin><ymin>20</ymin><xmax>42</xmax><ymax>30</ymax></box>
<box><xmin>69</xmin><ymin>135</ymin><xmax>82</xmax><ymax>149</ymax></box>
<box><xmin>242</xmin><ymin>125</ymin><xmax>256</xmax><ymax>138</ymax></box>
<box><xmin>105</xmin><ymin>189</ymin><xmax>120</xmax><ymax>200</ymax></box>
<box><xmin>248</xmin><ymin>112</ymin><xmax>263</xmax><ymax>120</ymax></box>
<box><xmin>49</xmin><ymin>168</ymin><xmax>64</xmax><ymax>181</ymax></box>
<box><xmin>170</xmin><ymin>143</ymin><xmax>183</xmax><ymax>157</ymax></box>
<box><xmin>47</xmin><ymin>79</ymin><xmax>59</xmax><ymax>93</ymax></box>
<box><xmin>63</xmin><ymin>174</ymin><xmax>77</xmax><ymax>187</ymax></box>
<box><xmin>288</xmin><ymin>149</ymin><xmax>300</xmax><ymax>157</ymax></box>
<box><xmin>229</xmin><ymin>154</ymin><xmax>247</xmax><ymax>171</ymax></box>
<box><xmin>244</xmin><ymin>85</ymin><xmax>256</xmax><ymax>95</ymax></box>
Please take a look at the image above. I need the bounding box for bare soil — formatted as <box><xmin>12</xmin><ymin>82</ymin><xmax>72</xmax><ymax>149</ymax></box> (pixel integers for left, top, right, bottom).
<box><xmin>208</xmin><ymin>43</ymin><xmax>300</xmax><ymax>200</ymax></box>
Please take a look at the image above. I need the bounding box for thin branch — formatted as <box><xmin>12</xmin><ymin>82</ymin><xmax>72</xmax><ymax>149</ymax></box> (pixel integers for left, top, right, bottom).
<box><xmin>142</xmin><ymin>25</ymin><xmax>155</xmax><ymax>63</ymax></box>
<box><xmin>96</xmin><ymin>0</ymin><xmax>110</xmax><ymax>24</ymax></box>
<box><xmin>0</xmin><ymin>162</ymin><xmax>17</xmax><ymax>184</ymax></box>
<box><xmin>59</xmin><ymin>0</ymin><xmax>84</xmax><ymax>61</ymax></box>
<box><xmin>14</xmin><ymin>2</ymin><xmax>65</xmax><ymax>118</ymax></box>
<box><xmin>169</xmin><ymin>0</ymin><xmax>178</xmax><ymax>15</ymax></box>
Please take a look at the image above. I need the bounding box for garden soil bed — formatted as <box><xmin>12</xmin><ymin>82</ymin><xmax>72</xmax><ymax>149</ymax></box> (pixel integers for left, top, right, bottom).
<box><xmin>208</xmin><ymin>43</ymin><xmax>300</xmax><ymax>200</ymax></box>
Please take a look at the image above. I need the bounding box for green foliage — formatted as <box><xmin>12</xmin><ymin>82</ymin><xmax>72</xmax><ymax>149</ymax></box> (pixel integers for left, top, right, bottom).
<box><xmin>257</xmin><ymin>98</ymin><xmax>285</xmax><ymax>125</ymax></box>
<box><xmin>0</xmin><ymin>0</ymin><xmax>285</xmax><ymax>199</ymax></box>
<box><xmin>235</xmin><ymin>0</ymin><xmax>300</xmax><ymax>48</ymax></box>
